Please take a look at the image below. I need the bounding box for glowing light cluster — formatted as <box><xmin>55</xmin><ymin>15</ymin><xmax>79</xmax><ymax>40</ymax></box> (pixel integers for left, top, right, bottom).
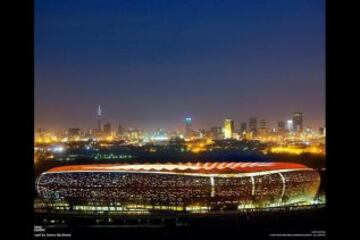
<box><xmin>270</xmin><ymin>146</ymin><xmax>325</xmax><ymax>155</ymax></box>
<box><xmin>105</xmin><ymin>135</ymin><xmax>114</xmax><ymax>142</ymax></box>
<box><xmin>186</xmin><ymin>139</ymin><xmax>214</xmax><ymax>153</ymax></box>
<box><xmin>35</xmin><ymin>135</ymin><xmax>58</xmax><ymax>144</ymax></box>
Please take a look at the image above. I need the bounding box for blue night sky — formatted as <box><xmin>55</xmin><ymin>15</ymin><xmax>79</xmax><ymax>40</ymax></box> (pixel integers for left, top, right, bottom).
<box><xmin>35</xmin><ymin>0</ymin><xmax>325</xmax><ymax>131</ymax></box>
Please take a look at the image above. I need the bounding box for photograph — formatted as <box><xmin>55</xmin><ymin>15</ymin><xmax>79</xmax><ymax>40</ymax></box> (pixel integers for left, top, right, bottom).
<box><xmin>33</xmin><ymin>0</ymin><xmax>326</xmax><ymax>239</ymax></box>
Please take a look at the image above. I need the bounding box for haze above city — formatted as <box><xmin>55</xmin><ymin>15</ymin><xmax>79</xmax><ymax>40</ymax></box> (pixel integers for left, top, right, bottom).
<box><xmin>35</xmin><ymin>0</ymin><xmax>325</xmax><ymax>131</ymax></box>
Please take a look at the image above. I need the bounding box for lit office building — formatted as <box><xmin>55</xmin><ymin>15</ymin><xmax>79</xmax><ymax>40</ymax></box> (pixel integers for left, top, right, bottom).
<box><xmin>224</xmin><ymin>119</ymin><xmax>234</xmax><ymax>139</ymax></box>
<box><xmin>293</xmin><ymin>112</ymin><xmax>303</xmax><ymax>132</ymax></box>
<box><xmin>184</xmin><ymin>117</ymin><xmax>192</xmax><ymax>139</ymax></box>
<box><xmin>287</xmin><ymin>120</ymin><xmax>293</xmax><ymax>132</ymax></box>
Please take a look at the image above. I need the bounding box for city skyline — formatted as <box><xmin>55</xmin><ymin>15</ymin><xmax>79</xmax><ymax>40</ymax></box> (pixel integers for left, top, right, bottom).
<box><xmin>35</xmin><ymin>106</ymin><xmax>321</xmax><ymax>133</ymax></box>
<box><xmin>35</xmin><ymin>0</ymin><xmax>325</xmax><ymax>130</ymax></box>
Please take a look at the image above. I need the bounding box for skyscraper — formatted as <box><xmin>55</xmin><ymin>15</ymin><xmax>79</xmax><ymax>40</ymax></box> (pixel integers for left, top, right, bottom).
<box><xmin>287</xmin><ymin>120</ymin><xmax>293</xmax><ymax>132</ymax></box>
<box><xmin>258</xmin><ymin>119</ymin><xmax>268</xmax><ymax>136</ymax></box>
<box><xmin>97</xmin><ymin>105</ymin><xmax>102</xmax><ymax>131</ymax></box>
<box><xmin>224</xmin><ymin>119</ymin><xmax>234</xmax><ymax>139</ymax></box>
<box><xmin>210</xmin><ymin>126</ymin><xmax>223</xmax><ymax>140</ymax></box>
<box><xmin>184</xmin><ymin>117</ymin><xmax>192</xmax><ymax>139</ymax></box>
<box><xmin>293</xmin><ymin>112</ymin><xmax>303</xmax><ymax>132</ymax></box>
<box><xmin>277</xmin><ymin>121</ymin><xmax>285</xmax><ymax>132</ymax></box>
<box><xmin>249</xmin><ymin>118</ymin><xmax>257</xmax><ymax>134</ymax></box>
<box><xmin>259</xmin><ymin>119</ymin><xmax>267</xmax><ymax>129</ymax></box>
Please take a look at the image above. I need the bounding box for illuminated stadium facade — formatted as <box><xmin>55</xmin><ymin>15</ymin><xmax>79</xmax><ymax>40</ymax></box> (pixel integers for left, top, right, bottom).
<box><xmin>36</xmin><ymin>162</ymin><xmax>320</xmax><ymax>214</ymax></box>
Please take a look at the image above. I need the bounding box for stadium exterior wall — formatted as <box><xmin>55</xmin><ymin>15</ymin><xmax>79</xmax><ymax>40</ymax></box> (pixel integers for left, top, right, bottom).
<box><xmin>36</xmin><ymin>163</ymin><xmax>321</xmax><ymax>213</ymax></box>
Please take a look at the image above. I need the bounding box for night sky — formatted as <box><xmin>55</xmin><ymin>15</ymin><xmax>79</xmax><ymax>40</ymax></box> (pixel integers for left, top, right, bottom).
<box><xmin>35</xmin><ymin>0</ymin><xmax>325</xmax><ymax>131</ymax></box>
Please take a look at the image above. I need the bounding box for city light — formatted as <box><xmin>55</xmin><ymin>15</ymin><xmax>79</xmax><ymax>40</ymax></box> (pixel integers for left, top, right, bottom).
<box><xmin>105</xmin><ymin>136</ymin><xmax>114</xmax><ymax>142</ymax></box>
<box><xmin>270</xmin><ymin>145</ymin><xmax>325</xmax><ymax>155</ymax></box>
<box><xmin>52</xmin><ymin>146</ymin><xmax>64</xmax><ymax>153</ymax></box>
<box><xmin>34</xmin><ymin>110</ymin><xmax>325</xmax><ymax>165</ymax></box>
<box><xmin>34</xmin><ymin>0</ymin><xmax>325</xmax><ymax>232</ymax></box>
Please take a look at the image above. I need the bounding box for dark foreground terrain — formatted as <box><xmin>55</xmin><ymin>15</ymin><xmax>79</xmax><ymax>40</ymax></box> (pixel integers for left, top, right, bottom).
<box><xmin>34</xmin><ymin>206</ymin><xmax>326</xmax><ymax>240</ymax></box>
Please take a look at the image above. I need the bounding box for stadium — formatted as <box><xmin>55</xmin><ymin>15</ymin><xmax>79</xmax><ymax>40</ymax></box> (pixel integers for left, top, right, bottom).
<box><xmin>35</xmin><ymin>162</ymin><xmax>320</xmax><ymax>214</ymax></box>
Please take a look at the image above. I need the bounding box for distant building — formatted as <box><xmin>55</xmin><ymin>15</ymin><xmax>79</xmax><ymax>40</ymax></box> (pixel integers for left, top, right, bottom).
<box><xmin>224</xmin><ymin>119</ymin><xmax>234</xmax><ymax>139</ymax></box>
<box><xmin>68</xmin><ymin>128</ymin><xmax>80</xmax><ymax>136</ymax></box>
<box><xmin>259</xmin><ymin>119</ymin><xmax>266</xmax><ymax>128</ymax></box>
<box><xmin>258</xmin><ymin>119</ymin><xmax>268</xmax><ymax>135</ymax></box>
<box><xmin>240</xmin><ymin>122</ymin><xmax>247</xmax><ymax>135</ymax></box>
<box><xmin>104</xmin><ymin>123</ymin><xmax>111</xmax><ymax>134</ymax></box>
<box><xmin>150</xmin><ymin>129</ymin><xmax>168</xmax><ymax>141</ymax></box>
<box><xmin>319</xmin><ymin>127</ymin><xmax>325</xmax><ymax>136</ymax></box>
<box><xmin>129</xmin><ymin>128</ymin><xmax>143</xmax><ymax>140</ymax></box>
<box><xmin>211</xmin><ymin>126</ymin><xmax>223</xmax><ymax>140</ymax></box>
<box><xmin>293</xmin><ymin>112</ymin><xmax>303</xmax><ymax>132</ymax></box>
<box><xmin>87</xmin><ymin>129</ymin><xmax>93</xmax><ymax>135</ymax></box>
<box><xmin>249</xmin><ymin>118</ymin><xmax>257</xmax><ymax>134</ymax></box>
<box><xmin>286</xmin><ymin>120</ymin><xmax>293</xmax><ymax>132</ymax></box>
<box><xmin>198</xmin><ymin>129</ymin><xmax>206</xmax><ymax>139</ymax></box>
<box><xmin>68</xmin><ymin>128</ymin><xmax>81</xmax><ymax>140</ymax></box>
<box><xmin>277</xmin><ymin>121</ymin><xmax>285</xmax><ymax>132</ymax></box>
<box><xmin>35</xmin><ymin>128</ymin><xmax>44</xmax><ymax>135</ymax></box>
<box><xmin>118</xmin><ymin>124</ymin><xmax>125</xmax><ymax>136</ymax></box>
<box><xmin>184</xmin><ymin>117</ymin><xmax>192</xmax><ymax>139</ymax></box>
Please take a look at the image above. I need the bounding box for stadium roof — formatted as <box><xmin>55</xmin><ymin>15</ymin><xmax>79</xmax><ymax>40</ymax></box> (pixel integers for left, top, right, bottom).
<box><xmin>46</xmin><ymin>162</ymin><xmax>310</xmax><ymax>174</ymax></box>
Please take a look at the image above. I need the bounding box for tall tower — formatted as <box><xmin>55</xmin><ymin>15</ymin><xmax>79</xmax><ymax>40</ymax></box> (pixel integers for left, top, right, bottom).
<box><xmin>292</xmin><ymin>112</ymin><xmax>303</xmax><ymax>132</ymax></box>
<box><xmin>97</xmin><ymin>105</ymin><xmax>102</xmax><ymax>131</ymax></box>
<box><xmin>224</xmin><ymin>119</ymin><xmax>234</xmax><ymax>139</ymax></box>
<box><xmin>287</xmin><ymin>120</ymin><xmax>293</xmax><ymax>132</ymax></box>
<box><xmin>184</xmin><ymin>117</ymin><xmax>192</xmax><ymax>139</ymax></box>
